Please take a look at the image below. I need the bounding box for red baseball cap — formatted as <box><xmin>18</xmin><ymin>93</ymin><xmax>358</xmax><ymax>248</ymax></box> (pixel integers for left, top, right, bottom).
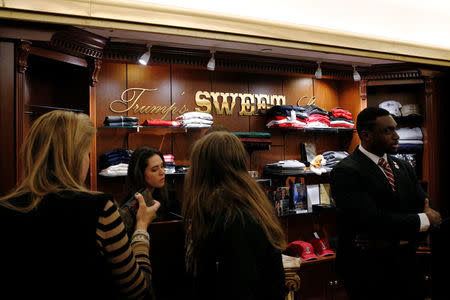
<box><xmin>309</xmin><ymin>238</ymin><xmax>335</xmax><ymax>257</ymax></box>
<box><xmin>286</xmin><ymin>241</ymin><xmax>319</xmax><ymax>261</ymax></box>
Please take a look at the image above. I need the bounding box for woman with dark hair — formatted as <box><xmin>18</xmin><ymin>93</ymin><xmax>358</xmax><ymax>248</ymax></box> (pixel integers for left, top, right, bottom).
<box><xmin>183</xmin><ymin>131</ymin><xmax>287</xmax><ymax>300</ymax></box>
<box><xmin>120</xmin><ymin>147</ymin><xmax>181</xmax><ymax>234</ymax></box>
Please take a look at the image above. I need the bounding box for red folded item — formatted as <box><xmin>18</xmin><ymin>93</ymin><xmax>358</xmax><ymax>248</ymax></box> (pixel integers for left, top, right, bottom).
<box><xmin>267</xmin><ymin>123</ymin><xmax>305</xmax><ymax>128</ymax></box>
<box><xmin>140</xmin><ymin>119</ymin><xmax>182</xmax><ymax>127</ymax></box>
<box><xmin>306</xmin><ymin>114</ymin><xmax>330</xmax><ymax>126</ymax></box>
<box><xmin>330</xmin><ymin>108</ymin><xmax>352</xmax><ymax>120</ymax></box>
<box><xmin>309</xmin><ymin>238</ymin><xmax>335</xmax><ymax>257</ymax></box>
<box><xmin>268</xmin><ymin>115</ymin><xmax>306</xmax><ymax>122</ymax></box>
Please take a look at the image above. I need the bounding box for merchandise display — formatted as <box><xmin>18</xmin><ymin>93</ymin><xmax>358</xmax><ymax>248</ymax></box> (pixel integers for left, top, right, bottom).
<box><xmin>308</xmin><ymin>238</ymin><xmax>335</xmax><ymax>257</ymax></box>
<box><xmin>104</xmin><ymin>115</ymin><xmax>139</xmax><ymax>127</ymax></box>
<box><xmin>286</xmin><ymin>241</ymin><xmax>319</xmax><ymax>261</ymax></box>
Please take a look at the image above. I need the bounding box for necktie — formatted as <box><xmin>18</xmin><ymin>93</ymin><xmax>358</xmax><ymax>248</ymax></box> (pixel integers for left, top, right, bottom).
<box><xmin>378</xmin><ymin>157</ymin><xmax>395</xmax><ymax>191</ymax></box>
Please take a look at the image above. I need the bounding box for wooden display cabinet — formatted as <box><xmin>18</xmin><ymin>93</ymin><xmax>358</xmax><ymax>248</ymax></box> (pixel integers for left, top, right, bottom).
<box><xmin>2</xmin><ymin>26</ymin><xmax>448</xmax><ymax>300</ymax></box>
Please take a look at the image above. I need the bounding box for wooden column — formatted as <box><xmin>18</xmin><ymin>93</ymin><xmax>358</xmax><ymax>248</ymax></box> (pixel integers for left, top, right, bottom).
<box><xmin>283</xmin><ymin>255</ymin><xmax>302</xmax><ymax>300</ymax></box>
<box><xmin>424</xmin><ymin>77</ymin><xmax>441</xmax><ymax>209</ymax></box>
<box><xmin>15</xmin><ymin>40</ymin><xmax>31</xmax><ymax>183</ymax></box>
<box><xmin>0</xmin><ymin>41</ymin><xmax>16</xmax><ymax>195</ymax></box>
<box><xmin>89</xmin><ymin>58</ymin><xmax>102</xmax><ymax>191</ymax></box>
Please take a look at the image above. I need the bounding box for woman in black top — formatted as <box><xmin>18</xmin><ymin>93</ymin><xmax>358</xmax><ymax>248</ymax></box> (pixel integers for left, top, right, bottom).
<box><xmin>0</xmin><ymin>110</ymin><xmax>160</xmax><ymax>299</ymax></box>
<box><xmin>183</xmin><ymin>131</ymin><xmax>287</xmax><ymax>300</ymax></box>
<box><xmin>120</xmin><ymin>147</ymin><xmax>181</xmax><ymax>235</ymax></box>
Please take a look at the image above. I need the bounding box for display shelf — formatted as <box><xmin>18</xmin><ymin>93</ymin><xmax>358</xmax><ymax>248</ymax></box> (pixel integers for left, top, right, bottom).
<box><xmin>263</xmin><ymin>168</ymin><xmax>332</xmax><ymax>177</ymax></box>
<box><xmin>300</xmin><ymin>254</ymin><xmax>336</xmax><ymax>265</ymax></box>
<box><xmin>100</xmin><ymin>126</ymin><xmax>187</xmax><ymax>134</ymax></box>
<box><xmin>268</xmin><ymin>127</ymin><xmax>354</xmax><ymax>133</ymax></box>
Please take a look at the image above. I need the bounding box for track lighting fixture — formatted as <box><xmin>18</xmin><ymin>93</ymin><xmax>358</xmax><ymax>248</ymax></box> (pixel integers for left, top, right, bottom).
<box><xmin>138</xmin><ymin>44</ymin><xmax>152</xmax><ymax>65</ymax></box>
<box><xmin>314</xmin><ymin>61</ymin><xmax>322</xmax><ymax>79</ymax></box>
<box><xmin>353</xmin><ymin>64</ymin><xmax>361</xmax><ymax>81</ymax></box>
<box><xmin>207</xmin><ymin>50</ymin><xmax>216</xmax><ymax>71</ymax></box>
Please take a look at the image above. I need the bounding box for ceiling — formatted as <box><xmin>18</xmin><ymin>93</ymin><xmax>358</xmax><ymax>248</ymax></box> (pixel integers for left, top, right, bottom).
<box><xmin>0</xmin><ymin>19</ymin><xmax>403</xmax><ymax>68</ymax></box>
<box><xmin>78</xmin><ymin>25</ymin><xmax>401</xmax><ymax>67</ymax></box>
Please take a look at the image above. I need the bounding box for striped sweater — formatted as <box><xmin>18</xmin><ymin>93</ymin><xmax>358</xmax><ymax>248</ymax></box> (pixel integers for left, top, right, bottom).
<box><xmin>0</xmin><ymin>191</ymin><xmax>153</xmax><ymax>300</ymax></box>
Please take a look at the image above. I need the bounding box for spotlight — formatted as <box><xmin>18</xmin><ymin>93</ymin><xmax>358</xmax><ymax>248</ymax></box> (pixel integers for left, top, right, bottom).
<box><xmin>207</xmin><ymin>50</ymin><xmax>216</xmax><ymax>71</ymax></box>
<box><xmin>353</xmin><ymin>64</ymin><xmax>361</xmax><ymax>81</ymax></box>
<box><xmin>314</xmin><ymin>61</ymin><xmax>322</xmax><ymax>79</ymax></box>
<box><xmin>139</xmin><ymin>45</ymin><xmax>152</xmax><ymax>65</ymax></box>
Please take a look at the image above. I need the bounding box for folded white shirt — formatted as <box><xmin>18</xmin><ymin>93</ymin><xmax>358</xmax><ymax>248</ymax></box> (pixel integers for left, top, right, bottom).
<box><xmin>181</xmin><ymin>118</ymin><xmax>214</xmax><ymax>125</ymax></box>
<box><xmin>177</xmin><ymin>112</ymin><xmax>213</xmax><ymax>121</ymax></box>
<box><xmin>398</xmin><ymin>139</ymin><xmax>423</xmax><ymax>144</ymax></box>
<box><xmin>396</xmin><ymin>127</ymin><xmax>423</xmax><ymax>140</ymax></box>
<box><xmin>99</xmin><ymin>163</ymin><xmax>128</xmax><ymax>177</ymax></box>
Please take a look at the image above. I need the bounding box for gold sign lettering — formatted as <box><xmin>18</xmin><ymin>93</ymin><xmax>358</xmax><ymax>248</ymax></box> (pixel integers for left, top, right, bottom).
<box><xmin>109</xmin><ymin>88</ymin><xmax>295</xmax><ymax>118</ymax></box>
<box><xmin>110</xmin><ymin>88</ymin><xmax>188</xmax><ymax>119</ymax></box>
<box><xmin>211</xmin><ymin>92</ymin><xmax>235</xmax><ymax>115</ymax></box>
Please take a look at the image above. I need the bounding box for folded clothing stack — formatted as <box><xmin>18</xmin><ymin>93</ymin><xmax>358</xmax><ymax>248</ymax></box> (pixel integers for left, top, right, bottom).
<box><xmin>99</xmin><ymin>163</ymin><xmax>129</xmax><ymax>177</ymax></box>
<box><xmin>232</xmin><ymin>132</ymin><xmax>272</xmax><ymax>151</ymax></box>
<box><xmin>304</xmin><ymin>105</ymin><xmax>330</xmax><ymax>128</ymax></box>
<box><xmin>397</xmin><ymin>127</ymin><xmax>423</xmax><ymax>151</ymax></box>
<box><xmin>265</xmin><ymin>105</ymin><xmax>308</xmax><ymax>128</ymax></box>
<box><xmin>176</xmin><ymin>112</ymin><xmax>213</xmax><ymax>128</ymax></box>
<box><xmin>322</xmin><ymin>151</ymin><xmax>349</xmax><ymax>167</ymax></box>
<box><xmin>328</xmin><ymin>108</ymin><xmax>354</xmax><ymax>128</ymax></box>
<box><xmin>140</xmin><ymin>119</ymin><xmax>181</xmax><ymax>127</ymax></box>
<box><xmin>264</xmin><ymin>160</ymin><xmax>306</xmax><ymax>175</ymax></box>
<box><xmin>104</xmin><ymin>116</ymin><xmax>138</xmax><ymax>127</ymax></box>
<box><xmin>163</xmin><ymin>154</ymin><xmax>175</xmax><ymax>174</ymax></box>
<box><xmin>98</xmin><ymin>148</ymin><xmax>133</xmax><ymax>177</ymax></box>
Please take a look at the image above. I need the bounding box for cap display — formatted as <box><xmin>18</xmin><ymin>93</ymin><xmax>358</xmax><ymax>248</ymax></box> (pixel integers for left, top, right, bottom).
<box><xmin>401</xmin><ymin>103</ymin><xmax>420</xmax><ymax>116</ymax></box>
<box><xmin>379</xmin><ymin>100</ymin><xmax>402</xmax><ymax>117</ymax></box>
<box><xmin>286</xmin><ymin>241</ymin><xmax>319</xmax><ymax>261</ymax></box>
<box><xmin>309</xmin><ymin>238</ymin><xmax>335</xmax><ymax>257</ymax></box>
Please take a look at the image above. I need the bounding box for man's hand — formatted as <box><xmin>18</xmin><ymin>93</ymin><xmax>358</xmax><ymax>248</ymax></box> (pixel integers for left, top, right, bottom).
<box><xmin>424</xmin><ymin>198</ymin><xmax>442</xmax><ymax>229</ymax></box>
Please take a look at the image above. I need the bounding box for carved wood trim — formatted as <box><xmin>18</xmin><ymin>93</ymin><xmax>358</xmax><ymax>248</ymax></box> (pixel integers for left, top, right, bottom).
<box><xmin>359</xmin><ymin>79</ymin><xmax>367</xmax><ymax>103</ymax></box>
<box><xmin>88</xmin><ymin>58</ymin><xmax>102</xmax><ymax>87</ymax></box>
<box><xmin>50</xmin><ymin>27</ymin><xmax>108</xmax><ymax>60</ymax></box>
<box><xmin>16</xmin><ymin>40</ymin><xmax>31</xmax><ymax>73</ymax></box>
<box><xmin>15</xmin><ymin>40</ymin><xmax>31</xmax><ymax>182</ymax></box>
<box><xmin>30</xmin><ymin>45</ymin><xmax>88</xmax><ymax>67</ymax></box>
<box><xmin>424</xmin><ymin>77</ymin><xmax>437</xmax><ymax>202</ymax></box>
<box><xmin>362</xmin><ymin>70</ymin><xmax>421</xmax><ymax>80</ymax></box>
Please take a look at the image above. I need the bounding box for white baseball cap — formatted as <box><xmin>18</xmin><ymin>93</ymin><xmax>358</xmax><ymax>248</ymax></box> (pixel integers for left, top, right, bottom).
<box><xmin>379</xmin><ymin>100</ymin><xmax>402</xmax><ymax>117</ymax></box>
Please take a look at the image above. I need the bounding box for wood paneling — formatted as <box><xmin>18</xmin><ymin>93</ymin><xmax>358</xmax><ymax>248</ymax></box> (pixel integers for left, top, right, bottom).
<box><xmin>126</xmin><ymin>63</ymin><xmax>172</xmax><ymax>154</ymax></box>
<box><xmin>211</xmin><ymin>70</ymin><xmax>249</xmax><ymax>132</ymax></box>
<box><xmin>338</xmin><ymin>80</ymin><xmax>362</xmax><ymax>153</ymax></box>
<box><xmin>283</xmin><ymin>76</ymin><xmax>314</xmax><ymax>106</ymax></box>
<box><xmin>251</xmin><ymin>145</ymin><xmax>284</xmax><ymax>180</ymax></box>
<box><xmin>171</xmin><ymin>65</ymin><xmax>211</xmax><ymax>163</ymax></box>
<box><xmin>313</xmin><ymin>79</ymin><xmax>340</xmax><ymax>111</ymax></box>
<box><xmin>0</xmin><ymin>42</ymin><xmax>16</xmax><ymax>195</ymax></box>
<box><xmin>248</xmin><ymin>73</ymin><xmax>283</xmax><ymax>131</ymax></box>
<box><xmin>96</xmin><ymin>62</ymin><xmax>127</xmax><ymax>126</ymax></box>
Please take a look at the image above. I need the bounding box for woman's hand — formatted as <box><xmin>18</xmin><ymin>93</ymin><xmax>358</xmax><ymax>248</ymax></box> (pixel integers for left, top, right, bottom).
<box><xmin>135</xmin><ymin>192</ymin><xmax>161</xmax><ymax>231</ymax></box>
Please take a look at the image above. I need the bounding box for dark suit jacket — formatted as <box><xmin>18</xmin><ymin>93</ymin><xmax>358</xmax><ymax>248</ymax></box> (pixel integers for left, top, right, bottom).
<box><xmin>330</xmin><ymin>148</ymin><xmax>428</xmax><ymax>298</ymax></box>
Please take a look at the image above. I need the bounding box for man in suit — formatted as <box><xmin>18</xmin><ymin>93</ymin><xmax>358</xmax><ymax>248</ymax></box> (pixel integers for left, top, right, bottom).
<box><xmin>330</xmin><ymin>107</ymin><xmax>441</xmax><ymax>300</ymax></box>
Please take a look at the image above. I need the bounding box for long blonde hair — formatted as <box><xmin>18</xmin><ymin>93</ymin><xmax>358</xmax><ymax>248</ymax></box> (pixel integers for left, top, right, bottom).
<box><xmin>0</xmin><ymin>110</ymin><xmax>96</xmax><ymax>212</ymax></box>
<box><xmin>183</xmin><ymin>131</ymin><xmax>286</xmax><ymax>263</ymax></box>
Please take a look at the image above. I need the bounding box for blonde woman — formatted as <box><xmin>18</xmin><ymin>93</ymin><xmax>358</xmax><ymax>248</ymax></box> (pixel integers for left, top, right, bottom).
<box><xmin>0</xmin><ymin>110</ymin><xmax>159</xmax><ymax>300</ymax></box>
<box><xmin>183</xmin><ymin>131</ymin><xmax>287</xmax><ymax>300</ymax></box>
